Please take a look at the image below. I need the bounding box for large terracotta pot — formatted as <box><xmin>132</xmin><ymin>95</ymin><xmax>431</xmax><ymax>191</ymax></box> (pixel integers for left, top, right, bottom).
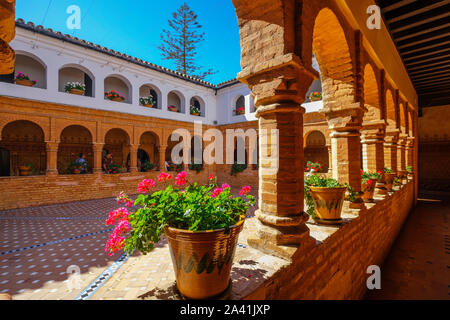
<box><xmin>168</xmin><ymin>107</ymin><xmax>179</xmax><ymax>112</ymax></box>
<box><xmin>384</xmin><ymin>173</ymin><xmax>396</xmax><ymax>191</ymax></box>
<box><xmin>18</xmin><ymin>166</ymin><xmax>31</xmax><ymax>176</ymax></box>
<box><xmin>165</xmin><ymin>219</ymin><xmax>244</xmax><ymax>299</ymax></box>
<box><xmin>309</xmin><ymin>186</ymin><xmax>346</xmax><ymax>224</ymax></box>
<box><xmin>15</xmin><ymin>79</ymin><xmax>35</xmax><ymax>87</ymax></box>
<box><xmin>144</xmin><ymin>104</ymin><xmax>155</xmax><ymax>108</ymax></box>
<box><xmin>191</xmin><ymin>113</ymin><xmax>200</xmax><ymax>116</ymax></box>
<box><xmin>309</xmin><ymin>96</ymin><xmax>322</xmax><ymax>101</ymax></box>
<box><xmin>69</xmin><ymin>88</ymin><xmax>85</xmax><ymax>95</ymax></box>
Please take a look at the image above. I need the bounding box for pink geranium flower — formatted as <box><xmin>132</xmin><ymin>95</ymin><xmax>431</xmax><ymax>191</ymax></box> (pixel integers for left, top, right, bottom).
<box><xmin>105</xmin><ymin>207</ymin><xmax>130</xmax><ymax>226</ymax></box>
<box><xmin>175</xmin><ymin>171</ymin><xmax>187</xmax><ymax>187</ymax></box>
<box><xmin>137</xmin><ymin>179</ymin><xmax>155</xmax><ymax>193</ymax></box>
<box><xmin>211</xmin><ymin>188</ymin><xmax>223</xmax><ymax>198</ymax></box>
<box><xmin>158</xmin><ymin>172</ymin><xmax>172</xmax><ymax>182</ymax></box>
<box><xmin>221</xmin><ymin>183</ymin><xmax>231</xmax><ymax>190</ymax></box>
<box><xmin>240</xmin><ymin>186</ymin><xmax>251</xmax><ymax>196</ymax></box>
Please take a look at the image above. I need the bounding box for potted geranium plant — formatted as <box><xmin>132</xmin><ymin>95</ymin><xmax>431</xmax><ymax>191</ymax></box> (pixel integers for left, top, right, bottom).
<box><xmin>361</xmin><ymin>170</ymin><xmax>382</xmax><ymax>202</ymax></box>
<box><xmin>105</xmin><ymin>90</ymin><xmax>125</xmax><ymax>102</ymax></box>
<box><xmin>15</xmin><ymin>72</ymin><xmax>36</xmax><ymax>87</ymax></box>
<box><xmin>304</xmin><ymin>161</ymin><xmax>323</xmax><ymax>173</ymax></box>
<box><xmin>67</xmin><ymin>161</ymin><xmax>87</xmax><ymax>174</ymax></box>
<box><xmin>304</xmin><ymin>174</ymin><xmax>347</xmax><ymax>225</ymax></box>
<box><xmin>142</xmin><ymin>161</ymin><xmax>155</xmax><ymax>172</ymax></box>
<box><xmin>64</xmin><ymin>82</ymin><xmax>86</xmax><ymax>95</ymax></box>
<box><xmin>18</xmin><ymin>163</ymin><xmax>33</xmax><ymax>176</ymax></box>
<box><xmin>168</xmin><ymin>105</ymin><xmax>179</xmax><ymax>113</ymax></box>
<box><xmin>308</xmin><ymin>91</ymin><xmax>322</xmax><ymax>102</ymax></box>
<box><xmin>384</xmin><ymin>167</ymin><xmax>396</xmax><ymax>192</ymax></box>
<box><xmin>107</xmin><ymin>164</ymin><xmax>120</xmax><ymax>174</ymax></box>
<box><xmin>234</xmin><ymin>106</ymin><xmax>244</xmax><ymax>116</ymax></box>
<box><xmin>104</xmin><ymin>172</ymin><xmax>256</xmax><ymax>299</ymax></box>
<box><xmin>140</xmin><ymin>96</ymin><xmax>156</xmax><ymax>108</ymax></box>
<box><xmin>190</xmin><ymin>105</ymin><xmax>201</xmax><ymax>116</ymax></box>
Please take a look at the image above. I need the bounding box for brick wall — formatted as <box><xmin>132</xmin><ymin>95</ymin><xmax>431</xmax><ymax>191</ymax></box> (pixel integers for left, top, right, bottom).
<box><xmin>0</xmin><ymin>169</ymin><xmax>214</xmax><ymax>211</ymax></box>
<box><xmin>244</xmin><ymin>182</ymin><xmax>414</xmax><ymax>299</ymax></box>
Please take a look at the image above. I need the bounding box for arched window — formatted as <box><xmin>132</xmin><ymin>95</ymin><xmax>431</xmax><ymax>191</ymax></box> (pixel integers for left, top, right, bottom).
<box><xmin>104</xmin><ymin>75</ymin><xmax>132</xmax><ymax>103</ymax></box>
<box><xmin>14</xmin><ymin>53</ymin><xmax>47</xmax><ymax>89</ymax></box>
<box><xmin>167</xmin><ymin>91</ymin><xmax>185</xmax><ymax>113</ymax></box>
<box><xmin>59</xmin><ymin>65</ymin><xmax>94</xmax><ymax>97</ymax></box>
<box><xmin>233</xmin><ymin>95</ymin><xmax>245</xmax><ymax>116</ymax></box>
<box><xmin>190</xmin><ymin>96</ymin><xmax>205</xmax><ymax>117</ymax></box>
<box><xmin>139</xmin><ymin>84</ymin><xmax>161</xmax><ymax>109</ymax></box>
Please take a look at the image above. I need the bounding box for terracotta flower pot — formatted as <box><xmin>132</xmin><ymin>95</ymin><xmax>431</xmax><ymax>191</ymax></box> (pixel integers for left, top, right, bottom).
<box><xmin>309</xmin><ymin>96</ymin><xmax>322</xmax><ymax>101</ymax></box>
<box><xmin>15</xmin><ymin>79</ymin><xmax>35</xmax><ymax>87</ymax></box>
<box><xmin>191</xmin><ymin>113</ymin><xmax>200</xmax><ymax>116</ymax></box>
<box><xmin>309</xmin><ymin>186</ymin><xmax>346</xmax><ymax>224</ymax></box>
<box><xmin>165</xmin><ymin>219</ymin><xmax>244</xmax><ymax>299</ymax></box>
<box><xmin>384</xmin><ymin>173</ymin><xmax>396</xmax><ymax>191</ymax></box>
<box><xmin>169</xmin><ymin>107</ymin><xmax>179</xmax><ymax>113</ymax></box>
<box><xmin>18</xmin><ymin>166</ymin><xmax>32</xmax><ymax>176</ymax></box>
<box><xmin>109</xmin><ymin>97</ymin><xmax>123</xmax><ymax>102</ymax></box>
<box><xmin>361</xmin><ymin>184</ymin><xmax>376</xmax><ymax>202</ymax></box>
<box><xmin>144</xmin><ymin>104</ymin><xmax>155</xmax><ymax>108</ymax></box>
<box><xmin>69</xmin><ymin>88</ymin><xmax>85</xmax><ymax>95</ymax></box>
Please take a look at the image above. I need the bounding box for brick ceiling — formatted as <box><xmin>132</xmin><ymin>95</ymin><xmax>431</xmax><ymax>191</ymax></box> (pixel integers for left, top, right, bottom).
<box><xmin>376</xmin><ymin>0</ymin><xmax>450</xmax><ymax>109</ymax></box>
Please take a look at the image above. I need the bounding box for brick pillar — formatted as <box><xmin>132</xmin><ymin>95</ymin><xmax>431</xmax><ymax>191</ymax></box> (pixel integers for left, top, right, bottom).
<box><xmin>405</xmin><ymin>137</ymin><xmax>415</xmax><ymax>171</ymax></box>
<box><xmin>158</xmin><ymin>145</ymin><xmax>167</xmax><ymax>171</ymax></box>
<box><xmin>92</xmin><ymin>143</ymin><xmax>104</xmax><ymax>173</ymax></box>
<box><xmin>360</xmin><ymin>121</ymin><xmax>386</xmax><ymax>173</ymax></box>
<box><xmin>361</xmin><ymin>121</ymin><xmax>387</xmax><ymax>197</ymax></box>
<box><xmin>129</xmin><ymin>144</ymin><xmax>139</xmax><ymax>173</ymax></box>
<box><xmin>45</xmin><ymin>142</ymin><xmax>59</xmax><ymax>176</ymax></box>
<box><xmin>384</xmin><ymin>130</ymin><xmax>399</xmax><ymax>174</ymax></box>
<box><xmin>325</xmin><ymin>107</ymin><xmax>365</xmax><ymax>209</ymax></box>
<box><xmin>243</xmin><ymin>64</ymin><xmax>316</xmax><ymax>260</ymax></box>
<box><xmin>397</xmin><ymin>134</ymin><xmax>407</xmax><ymax>176</ymax></box>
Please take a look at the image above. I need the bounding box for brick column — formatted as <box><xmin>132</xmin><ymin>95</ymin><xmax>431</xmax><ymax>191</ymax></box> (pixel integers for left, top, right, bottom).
<box><xmin>45</xmin><ymin>142</ymin><xmax>59</xmax><ymax>176</ymax></box>
<box><xmin>384</xmin><ymin>130</ymin><xmax>399</xmax><ymax>174</ymax></box>
<box><xmin>405</xmin><ymin>137</ymin><xmax>415</xmax><ymax>171</ymax></box>
<box><xmin>129</xmin><ymin>144</ymin><xmax>139</xmax><ymax>173</ymax></box>
<box><xmin>158</xmin><ymin>145</ymin><xmax>167</xmax><ymax>171</ymax></box>
<box><xmin>361</xmin><ymin>120</ymin><xmax>387</xmax><ymax>197</ymax></box>
<box><xmin>92</xmin><ymin>143</ymin><xmax>104</xmax><ymax>173</ymax></box>
<box><xmin>397</xmin><ymin>134</ymin><xmax>407</xmax><ymax>176</ymax></box>
<box><xmin>242</xmin><ymin>64</ymin><xmax>316</xmax><ymax>260</ymax></box>
<box><xmin>325</xmin><ymin>106</ymin><xmax>365</xmax><ymax>209</ymax></box>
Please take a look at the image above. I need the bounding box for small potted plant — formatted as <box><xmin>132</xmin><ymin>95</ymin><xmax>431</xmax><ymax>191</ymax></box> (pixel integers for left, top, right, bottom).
<box><xmin>384</xmin><ymin>167</ymin><xmax>396</xmax><ymax>192</ymax></box>
<box><xmin>105</xmin><ymin>90</ymin><xmax>125</xmax><ymax>102</ymax></box>
<box><xmin>107</xmin><ymin>164</ymin><xmax>120</xmax><ymax>174</ymax></box>
<box><xmin>234</xmin><ymin>106</ymin><xmax>245</xmax><ymax>116</ymax></box>
<box><xmin>68</xmin><ymin>161</ymin><xmax>87</xmax><ymax>174</ymax></box>
<box><xmin>305</xmin><ymin>174</ymin><xmax>347</xmax><ymax>225</ymax></box>
<box><xmin>104</xmin><ymin>173</ymin><xmax>256</xmax><ymax>299</ymax></box>
<box><xmin>231</xmin><ymin>163</ymin><xmax>247</xmax><ymax>176</ymax></box>
<box><xmin>188</xmin><ymin>163</ymin><xmax>203</xmax><ymax>173</ymax></box>
<box><xmin>309</xmin><ymin>92</ymin><xmax>322</xmax><ymax>101</ymax></box>
<box><xmin>142</xmin><ymin>161</ymin><xmax>155</xmax><ymax>172</ymax></box>
<box><xmin>406</xmin><ymin>165</ymin><xmax>413</xmax><ymax>180</ymax></box>
<box><xmin>168</xmin><ymin>105</ymin><xmax>179</xmax><ymax>113</ymax></box>
<box><xmin>64</xmin><ymin>82</ymin><xmax>86</xmax><ymax>95</ymax></box>
<box><xmin>15</xmin><ymin>72</ymin><xmax>36</xmax><ymax>87</ymax></box>
<box><xmin>361</xmin><ymin>170</ymin><xmax>382</xmax><ymax>202</ymax></box>
<box><xmin>18</xmin><ymin>163</ymin><xmax>33</xmax><ymax>176</ymax></box>
<box><xmin>304</xmin><ymin>161</ymin><xmax>323</xmax><ymax>173</ymax></box>
<box><xmin>140</xmin><ymin>96</ymin><xmax>156</xmax><ymax>108</ymax></box>
<box><xmin>190</xmin><ymin>105</ymin><xmax>201</xmax><ymax>116</ymax></box>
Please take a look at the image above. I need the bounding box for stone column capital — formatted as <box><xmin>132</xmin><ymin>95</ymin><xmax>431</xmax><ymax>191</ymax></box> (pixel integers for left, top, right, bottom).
<box><xmin>45</xmin><ymin>141</ymin><xmax>59</xmax><ymax>152</ymax></box>
<box><xmin>92</xmin><ymin>143</ymin><xmax>105</xmax><ymax>152</ymax></box>
<box><xmin>323</xmin><ymin>105</ymin><xmax>365</xmax><ymax>133</ymax></box>
<box><xmin>129</xmin><ymin>144</ymin><xmax>140</xmax><ymax>152</ymax></box>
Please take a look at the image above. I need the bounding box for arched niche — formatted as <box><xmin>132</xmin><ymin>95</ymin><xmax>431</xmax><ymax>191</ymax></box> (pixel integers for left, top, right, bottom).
<box><xmin>58</xmin><ymin>64</ymin><xmax>95</xmax><ymax>97</ymax></box>
<box><xmin>14</xmin><ymin>52</ymin><xmax>47</xmax><ymax>89</ymax></box>
<box><xmin>139</xmin><ymin>84</ymin><xmax>161</xmax><ymax>109</ymax></box>
<box><xmin>104</xmin><ymin>75</ymin><xmax>132</xmax><ymax>104</ymax></box>
<box><xmin>190</xmin><ymin>96</ymin><xmax>205</xmax><ymax>117</ymax></box>
<box><xmin>167</xmin><ymin>91</ymin><xmax>185</xmax><ymax>113</ymax></box>
<box><xmin>233</xmin><ymin>95</ymin><xmax>245</xmax><ymax>116</ymax></box>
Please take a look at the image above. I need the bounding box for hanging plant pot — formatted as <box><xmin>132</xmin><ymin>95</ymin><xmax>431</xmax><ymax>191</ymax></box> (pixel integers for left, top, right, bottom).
<box><xmin>165</xmin><ymin>219</ymin><xmax>244</xmax><ymax>299</ymax></box>
<box><xmin>15</xmin><ymin>79</ymin><xmax>35</xmax><ymax>87</ymax></box>
<box><xmin>309</xmin><ymin>186</ymin><xmax>346</xmax><ymax>225</ymax></box>
<box><xmin>69</xmin><ymin>89</ymin><xmax>85</xmax><ymax>96</ymax></box>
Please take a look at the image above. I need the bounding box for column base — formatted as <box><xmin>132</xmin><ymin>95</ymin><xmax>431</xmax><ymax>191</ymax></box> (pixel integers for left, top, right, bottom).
<box><xmin>247</xmin><ymin>217</ymin><xmax>315</xmax><ymax>261</ymax></box>
<box><xmin>45</xmin><ymin>170</ymin><xmax>58</xmax><ymax>176</ymax></box>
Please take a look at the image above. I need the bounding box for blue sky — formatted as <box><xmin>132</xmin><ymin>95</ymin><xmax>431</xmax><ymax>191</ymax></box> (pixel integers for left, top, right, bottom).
<box><xmin>16</xmin><ymin>0</ymin><xmax>242</xmax><ymax>84</ymax></box>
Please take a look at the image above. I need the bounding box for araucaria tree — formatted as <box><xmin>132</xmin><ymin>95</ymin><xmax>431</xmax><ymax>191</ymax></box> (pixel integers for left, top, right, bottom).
<box><xmin>159</xmin><ymin>3</ymin><xmax>217</xmax><ymax>80</ymax></box>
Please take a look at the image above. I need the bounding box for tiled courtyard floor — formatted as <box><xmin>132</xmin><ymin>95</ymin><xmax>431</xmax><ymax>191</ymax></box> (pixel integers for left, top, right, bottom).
<box><xmin>366</xmin><ymin>195</ymin><xmax>450</xmax><ymax>300</ymax></box>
